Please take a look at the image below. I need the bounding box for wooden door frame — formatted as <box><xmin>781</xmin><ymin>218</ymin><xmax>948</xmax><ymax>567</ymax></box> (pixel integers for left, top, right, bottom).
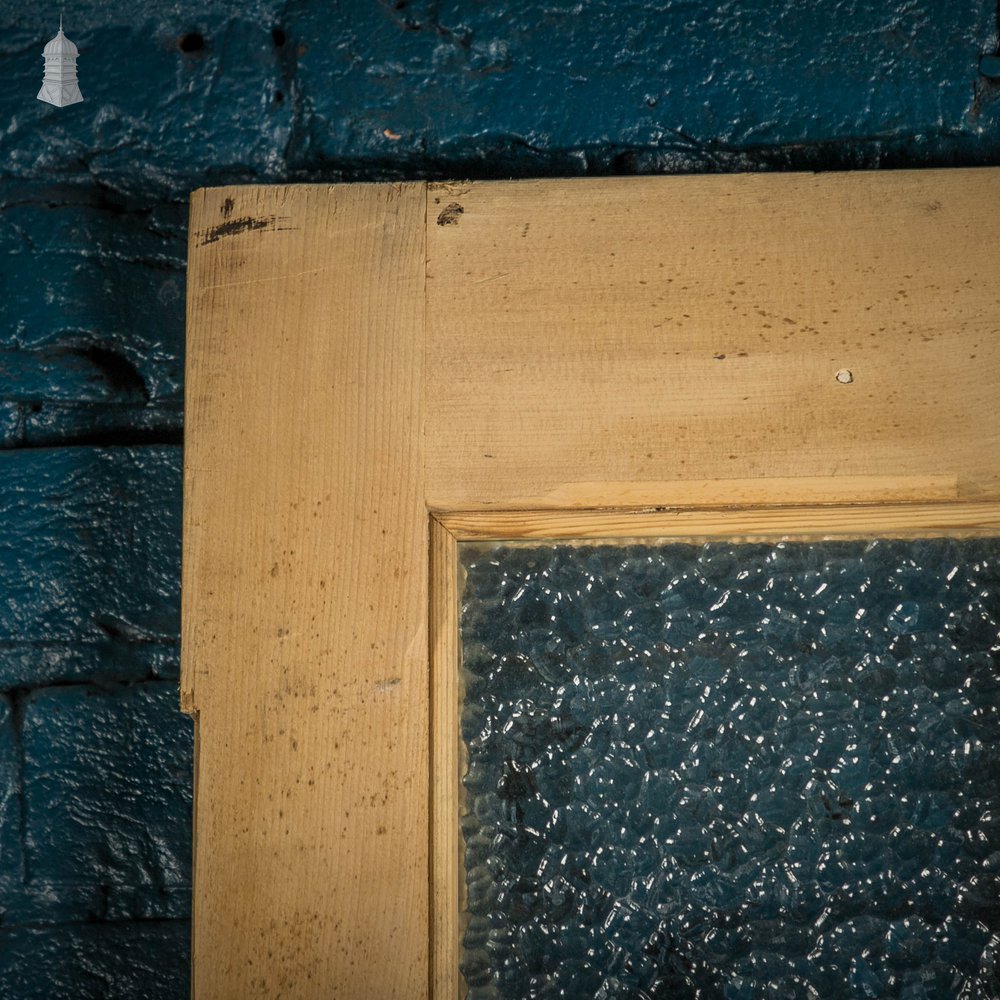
<box><xmin>429</xmin><ymin>503</ymin><xmax>1000</xmax><ymax>996</ymax></box>
<box><xmin>183</xmin><ymin>170</ymin><xmax>1000</xmax><ymax>998</ymax></box>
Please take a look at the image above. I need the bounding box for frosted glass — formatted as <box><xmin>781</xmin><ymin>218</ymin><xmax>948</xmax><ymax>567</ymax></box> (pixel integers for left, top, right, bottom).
<box><xmin>459</xmin><ymin>538</ymin><xmax>1000</xmax><ymax>999</ymax></box>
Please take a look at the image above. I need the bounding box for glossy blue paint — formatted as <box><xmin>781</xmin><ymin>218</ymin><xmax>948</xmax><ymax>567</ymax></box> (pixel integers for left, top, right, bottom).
<box><xmin>0</xmin><ymin>185</ymin><xmax>186</xmax><ymax>448</ymax></box>
<box><xmin>0</xmin><ymin>447</ymin><xmax>180</xmax><ymax>642</ymax></box>
<box><xmin>0</xmin><ymin>642</ymin><xmax>179</xmax><ymax>692</ymax></box>
<box><xmin>0</xmin><ymin>0</ymin><xmax>998</xmax><ymax>995</ymax></box>
<box><xmin>22</xmin><ymin>683</ymin><xmax>192</xmax><ymax>914</ymax></box>
<box><xmin>981</xmin><ymin>53</ymin><xmax>1000</xmax><ymax>78</ymax></box>
<box><xmin>0</xmin><ymin>445</ymin><xmax>187</xmax><ymax>988</ymax></box>
<box><xmin>291</xmin><ymin>0</ymin><xmax>1000</xmax><ymax>177</ymax></box>
<box><xmin>0</xmin><ymin>922</ymin><xmax>190</xmax><ymax>999</ymax></box>
<box><xmin>0</xmin><ymin>695</ymin><xmax>19</xmax><ymax>894</ymax></box>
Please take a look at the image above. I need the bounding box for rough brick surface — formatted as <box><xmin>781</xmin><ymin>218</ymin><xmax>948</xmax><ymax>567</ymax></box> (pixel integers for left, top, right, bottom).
<box><xmin>0</xmin><ymin>3</ymin><xmax>998</xmax><ymax>200</ymax></box>
<box><xmin>0</xmin><ymin>694</ymin><xmax>21</xmax><ymax>893</ymax></box>
<box><xmin>22</xmin><ymin>682</ymin><xmax>192</xmax><ymax>900</ymax></box>
<box><xmin>0</xmin><ymin>402</ymin><xmax>22</xmax><ymax>447</ymax></box>
<box><xmin>291</xmin><ymin>0</ymin><xmax>1000</xmax><ymax>176</ymax></box>
<box><xmin>0</xmin><ymin>640</ymin><xmax>179</xmax><ymax>692</ymax></box>
<box><xmin>0</xmin><ymin>921</ymin><xmax>190</xmax><ymax>999</ymax></box>
<box><xmin>0</xmin><ymin>187</ymin><xmax>185</xmax><ymax>448</ymax></box>
<box><xmin>0</xmin><ymin>446</ymin><xmax>180</xmax><ymax>642</ymax></box>
<box><xmin>2</xmin><ymin>11</ymin><xmax>292</xmax><ymax>199</ymax></box>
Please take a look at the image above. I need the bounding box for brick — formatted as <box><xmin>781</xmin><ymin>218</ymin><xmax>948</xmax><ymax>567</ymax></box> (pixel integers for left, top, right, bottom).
<box><xmin>0</xmin><ymin>347</ymin><xmax>149</xmax><ymax>404</ymax></box>
<box><xmin>0</xmin><ymin>446</ymin><xmax>180</xmax><ymax>641</ymax></box>
<box><xmin>0</xmin><ymin>883</ymin><xmax>191</xmax><ymax>926</ymax></box>
<box><xmin>0</xmin><ymin>258</ymin><xmax>185</xmax><ymax>390</ymax></box>
<box><xmin>0</xmin><ymin>640</ymin><xmax>179</xmax><ymax>691</ymax></box>
<box><xmin>0</xmin><ymin>192</ymin><xmax>186</xmax><ymax>420</ymax></box>
<box><xmin>21</xmin><ymin>682</ymin><xmax>192</xmax><ymax>912</ymax></box>
<box><xmin>0</xmin><ymin>921</ymin><xmax>189</xmax><ymax>1000</ymax></box>
<box><xmin>1</xmin><ymin>5</ymin><xmax>999</xmax><ymax>204</ymax></box>
<box><xmin>0</xmin><ymin>401</ymin><xmax>23</xmax><ymax>447</ymax></box>
<box><xmin>1</xmin><ymin>15</ymin><xmax>291</xmax><ymax>199</ymax></box>
<box><xmin>22</xmin><ymin>400</ymin><xmax>182</xmax><ymax>448</ymax></box>
<box><xmin>290</xmin><ymin>0</ymin><xmax>1000</xmax><ymax>175</ymax></box>
<box><xmin>0</xmin><ymin>694</ymin><xmax>21</xmax><ymax>892</ymax></box>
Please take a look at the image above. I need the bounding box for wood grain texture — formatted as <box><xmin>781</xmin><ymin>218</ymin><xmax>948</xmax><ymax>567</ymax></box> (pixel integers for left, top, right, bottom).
<box><xmin>183</xmin><ymin>183</ymin><xmax>428</xmax><ymax>998</ymax></box>
<box><xmin>183</xmin><ymin>170</ymin><xmax>1000</xmax><ymax>999</ymax></box>
<box><xmin>439</xmin><ymin>501</ymin><xmax>1000</xmax><ymax>542</ymax></box>
<box><xmin>429</xmin><ymin>518</ymin><xmax>460</xmax><ymax>1000</ymax></box>
<box><xmin>425</xmin><ymin>170</ymin><xmax>1000</xmax><ymax>510</ymax></box>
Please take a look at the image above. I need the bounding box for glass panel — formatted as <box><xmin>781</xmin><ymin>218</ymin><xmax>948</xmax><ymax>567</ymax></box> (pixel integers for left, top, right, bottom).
<box><xmin>458</xmin><ymin>538</ymin><xmax>1000</xmax><ymax>999</ymax></box>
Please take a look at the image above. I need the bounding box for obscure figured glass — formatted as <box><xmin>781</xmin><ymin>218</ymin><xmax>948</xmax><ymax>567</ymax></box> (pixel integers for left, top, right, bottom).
<box><xmin>459</xmin><ymin>538</ymin><xmax>1000</xmax><ymax>1000</ymax></box>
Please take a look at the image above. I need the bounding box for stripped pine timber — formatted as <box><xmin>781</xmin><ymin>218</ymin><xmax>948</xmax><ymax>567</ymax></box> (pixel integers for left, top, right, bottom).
<box><xmin>427</xmin><ymin>501</ymin><xmax>1000</xmax><ymax>1000</ymax></box>
<box><xmin>429</xmin><ymin>518</ymin><xmax>461</xmax><ymax>1000</ymax></box>
<box><xmin>183</xmin><ymin>184</ymin><xmax>428</xmax><ymax>998</ymax></box>
<box><xmin>425</xmin><ymin>171</ymin><xmax>1000</xmax><ymax>510</ymax></box>
<box><xmin>183</xmin><ymin>170</ymin><xmax>1000</xmax><ymax>998</ymax></box>
<box><xmin>438</xmin><ymin>501</ymin><xmax>1000</xmax><ymax>543</ymax></box>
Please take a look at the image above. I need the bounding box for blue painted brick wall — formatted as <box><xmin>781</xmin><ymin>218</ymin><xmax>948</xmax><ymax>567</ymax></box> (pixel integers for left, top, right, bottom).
<box><xmin>0</xmin><ymin>1</ymin><xmax>998</xmax><ymax>995</ymax></box>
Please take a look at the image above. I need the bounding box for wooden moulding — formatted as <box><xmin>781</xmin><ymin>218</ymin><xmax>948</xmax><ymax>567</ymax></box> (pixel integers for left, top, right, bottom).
<box><xmin>428</xmin><ymin>500</ymin><xmax>1000</xmax><ymax>999</ymax></box>
<box><xmin>183</xmin><ymin>170</ymin><xmax>1000</xmax><ymax>998</ymax></box>
<box><xmin>429</xmin><ymin>517</ymin><xmax>461</xmax><ymax>1000</ymax></box>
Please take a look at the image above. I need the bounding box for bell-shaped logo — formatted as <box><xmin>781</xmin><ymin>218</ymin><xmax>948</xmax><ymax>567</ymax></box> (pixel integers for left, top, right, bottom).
<box><xmin>37</xmin><ymin>16</ymin><xmax>83</xmax><ymax>107</ymax></box>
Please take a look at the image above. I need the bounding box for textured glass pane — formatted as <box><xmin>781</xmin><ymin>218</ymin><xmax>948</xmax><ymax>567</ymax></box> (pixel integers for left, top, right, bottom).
<box><xmin>459</xmin><ymin>538</ymin><xmax>1000</xmax><ymax>1000</ymax></box>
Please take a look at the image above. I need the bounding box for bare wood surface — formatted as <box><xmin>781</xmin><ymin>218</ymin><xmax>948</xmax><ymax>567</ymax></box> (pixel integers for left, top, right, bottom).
<box><xmin>183</xmin><ymin>170</ymin><xmax>1000</xmax><ymax>1000</ymax></box>
<box><xmin>439</xmin><ymin>501</ymin><xmax>1000</xmax><ymax>542</ymax></box>
<box><xmin>425</xmin><ymin>170</ymin><xmax>1000</xmax><ymax>510</ymax></box>
<box><xmin>183</xmin><ymin>183</ymin><xmax>428</xmax><ymax>998</ymax></box>
<box><xmin>429</xmin><ymin>518</ymin><xmax>460</xmax><ymax>1000</ymax></box>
